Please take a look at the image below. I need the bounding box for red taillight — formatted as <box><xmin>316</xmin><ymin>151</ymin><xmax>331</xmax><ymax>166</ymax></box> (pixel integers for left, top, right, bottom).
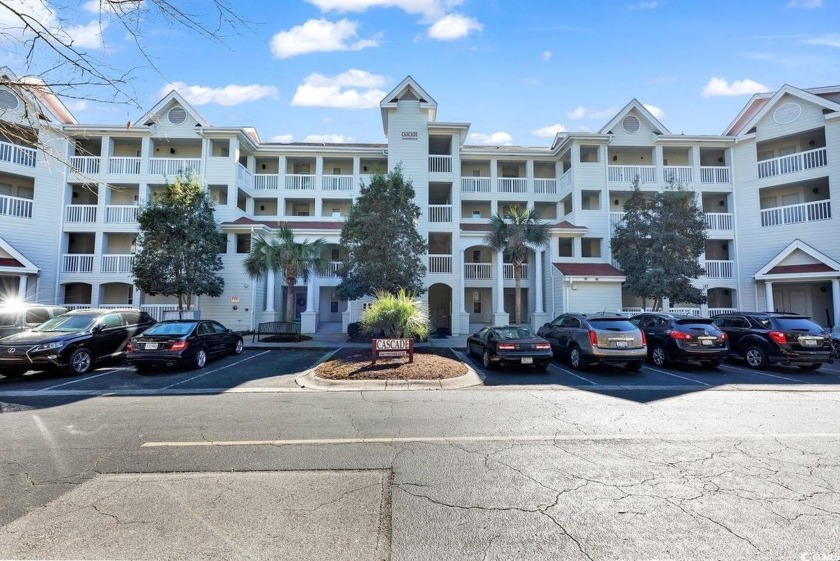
<box><xmin>669</xmin><ymin>330</ymin><xmax>691</xmax><ymax>340</ymax></box>
<box><xmin>640</xmin><ymin>330</ymin><xmax>646</xmax><ymax>346</ymax></box>
<box><xmin>720</xmin><ymin>332</ymin><xmax>727</xmax><ymax>341</ymax></box>
<box><xmin>769</xmin><ymin>331</ymin><xmax>786</xmax><ymax>345</ymax></box>
<box><xmin>127</xmin><ymin>341</ymin><xmax>134</xmax><ymax>352</ymax></box>
<box><xmin>589</xmin><ymin>330</ymin><xmax>598</xmax><ymax>347</ymax></box>
<box><xmin>497</xmin><ymin>343</ymin><xmax>515</xmax><ymax>351</ymax></box>
<box><xmin>170</xmin><ymin>340</ymin><xmax>189</xmax><ymax>351</ymax></box>
<box><xmin>535</xmin><ymin>342</ymin><xmax>551</xmax><ymax>350</ymax></box>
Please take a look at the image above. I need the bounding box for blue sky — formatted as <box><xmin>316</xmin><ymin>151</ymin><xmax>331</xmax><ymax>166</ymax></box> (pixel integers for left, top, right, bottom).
<box><xmin>2</xmin><ymin>0</ymin><xmax>839</xmax><ymax>145</ymax></box>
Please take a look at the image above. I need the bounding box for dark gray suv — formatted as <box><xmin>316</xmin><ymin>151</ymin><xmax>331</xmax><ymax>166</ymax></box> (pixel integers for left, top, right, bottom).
<box><xmin>538</xmin><ymin>313</ymin><xmax>647</xmax><ymax>371</ymax></box>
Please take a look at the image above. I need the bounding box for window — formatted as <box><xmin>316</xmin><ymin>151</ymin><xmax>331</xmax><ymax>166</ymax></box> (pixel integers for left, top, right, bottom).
<box><xmin>101</xmin><ymin>314</ymin><xmax>122</xmax><ymax>329</ymax></box>
<box><xmin>198</xmin><ymin>322</ymin><xmax>213</xmax><ymax>335</ymax></box>
<box><xmin>581</xmin><ymin>238</ymin><xmax>601</xmax><ymax>258</ymax></box>
<box><xmin>25</xmin><ymin>309</ymin><xmax>50</xmax><ymax>325</ymax></box>
<box><xmin>333</xmin><ymin>167</ymin><xmax>341</xmax><ymax>175</ymax></box>
<box><xmin>330</xmin><ymin>301</ymin><xmax>339</xmax><ymax>314</ymax></box>
<box><xmin>220</xmin><ymin>234</ymin><xmax>228</xmax><ymax>253</ymax></box>
<box><xmin>581</xmin><ymin>190</ymin><xmax>601</xmax><ymax>210</ymax></box>
<box><xmin>579</xmin><ymin>145</ymin><xmax>600</xmax><ymax>163</ymax></box>
<box><xmin>331</xmin><ymin>248</ymin><xmax>340</xmax><ymax>260</ymax></box>
<box><xmin>211</xmin><ymin>321</ymin><xmax>228</xmax><ymax>334</ymax></box>
<box><xmin>558</xmin><ymin>238</ymin><xmax>573</xmax><ymax>258</ymax></box>
<box><xmin>472</xmin><ymin>210</ymin><xmax>481</xmax><ymax>218</ymax></box>
<box><xmin>472</xmin><ymin>250</ymin><xmax>481</xmax><ymax>263</ymax></box>
<box><xmin>472</xmin><ymin>291</ymin><xmax>481</xmax><ymax>314</ymax></box>
<box><xmin>236</xmin><ymin>233</ymin><xmax>251</xmax><ymax>253</ymax></box>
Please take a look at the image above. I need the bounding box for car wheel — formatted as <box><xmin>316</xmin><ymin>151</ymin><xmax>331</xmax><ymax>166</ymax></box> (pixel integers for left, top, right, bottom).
<box><xmin>798</xmin><ymin>363</ymin><xmax>822</xmax><ymax>371</ymax></box>
<box><xmin>232</xmin><ymin>338</ymin><xmax>244</xmax><ymax>355</ymax></box>
<box><xmin>651</xmin><ymin>345</ymin><xmax>669</xmax><ymax>367</ymax></box>
<box><xmin>702</xmin><ymin>360</ymin><xmax>722</xmax><ymax>369</ymax></box>
<box><xmin>625</xmin><ymin>361</ymin><xmax>643</xmax><ymax>372</ymax></box>
<box><xmin>569</xmin><ymin>346</ymin><xmax>587</xmax><ymax>371</ymax></box>
<box><xmin>535</xmin><ymin>361</ymin><xmax>550</xmax><ymax>372</ymax></box>
<box><xmin>482</xmin><ymin>349</ymin><xmax>497</xmax><ymax>370</ymax></box>
<box><xmin>193</xmin><ymin>348</ymin><xmax>207</xmax><ymax>370</ymax></box>
<box><xmin>466</xmin><ymin>343</ymin><xmax>474</xmax><ymax>357</ymax></box>
<box><xmin>68</xmin><ymin>348</ymin><xmax>93</xmax><ymax>375</ymax></box>
<box><xmin>744</xmin><ymin>346</ymin><xmax>768</xmax><ymax>369</ymax></box>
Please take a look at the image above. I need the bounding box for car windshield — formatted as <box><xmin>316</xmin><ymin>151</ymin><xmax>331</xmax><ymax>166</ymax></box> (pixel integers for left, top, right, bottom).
<box><xmin>32</xmin><ymin>314</ymin><xmax>96</xmax><ymax>332</ymax></box>
<box><xmin>494</xmin><ymin>327</ymin><xmax>533</xmax><ymax>339</ymax></box>
<box><xmin>143</xmin><ymin>322</ymin><xmax>195</xmax><ymax>337</ymax></box>
<box><xmin>674</xmin><ymin>318</ymin><xmax>715</xmax><ymax>325</ymax></box>
<box><xmin>588</xmin><ymin>318</ymin><xmax>635</xmax><ymax>330</ymax></box>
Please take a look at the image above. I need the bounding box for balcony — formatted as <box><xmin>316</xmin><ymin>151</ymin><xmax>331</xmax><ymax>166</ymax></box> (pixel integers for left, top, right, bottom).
<box><xmin>608</xmin><ymin>165</ymin><xmax>656</xmax><ymax>184</ymax></box>
<box><xmin>503</xmin><ymin>263</ymin><xmax>529</xmax><ymax>280</ymax></box>
<box><xmin>101</xmin><ymin>254</ymin><xmax>135</xmax><ymax>274</ymax></box>
<box><xmin>254</xmin><ymin>174</ymin><xmax>279</xmax><ymax>190</ymax></box>
<box><xmin>149</xmin><ymin>158</ymin><xmax>201</xmax><ymax>176</ymax></box>
<box><xmin>757</xmin><ymin>148</ymin><xmax>827</xmax><ymax>179</ymax></box>
<box><xmin>760</xmin><ymin>200</ymin><xmax>831</xmax><ymax>227</ymax></box>
<box><xmin>63</xmin><ymin>254</ymin><xmax>95</xmax><ymax>273</ymax></box>
<box><xmin>704</xmin><ymin>212</ymin><xmax>733</xmax><ymax>231</ymax></box>
<box><xmin>497</xmin><ymin>178</ymin><xmax>527</xmax><ymax>194</ymax></box>
<box><xmin>428</xmin><ymin>204</ymin><xmax>453</xmax><ymax>223</ymax></box>
<box><xmin>108</xmin><ymin>157</ymin><xmax>141</xmax><ymax>175</ymax></box>
<box><xmin>318</xmin><ymin>261</ymin><xmax>343</xmax><ymax>278</ymax></box>
<box><xmin>464</xmin><ymin>263</ymin><xmax>492</xmax><ymax>280</ymax></box>
<box><xmin>461</xmin><ymin>177</ymin><xmax>492</xmax><ymax>193</ymax></box>
<box><xmin>236</xmin><ymin>163</ymin><xmax>252</xmax><ymax>186</ymax></box>
<box><xmin>700</xmin><ymin>166</ymin><xmax>731</xmax><ymax>184</ymax></box>
<box><xmin>704</xmin><ymin>260</ymin><xmax>735</xmax><ymax>279</ymax></box>
<box><xmin>534</xmin><ymin>179</ymin><xmax>557</xmax><ymax>194</ymax></box>
<box><xmin>321</xmin><ymin>175</ymin><xmax>353</xmax><ymax>191</ymax></box>
<box><xmin>285</xmin><ymin>174</ymin><xmax>315</xmax><ymax>190</ymax></box>
<box><xmin>66</xmin><ymin>204</ymin><xmax>97</xmax><ymax>223</ymax></box>
<box><xmin>70</xmin><ymin>156</ymin><xmax>101</xmax><ymax>175</ymax></box>
<box><xmin>557</xmin><ymin>170</ymin><xmax>573</xmax><ymax>192</ymax></box>
<box><xmin>609</xmin><ymin>212</ymin><xmax>625</xmax><ymax>233</ymax></box>
<box><xmin>663</xmin><ymin>166</ymin><xmax>693</xmax><ymax>184</ymax></box>
<box><xmin>0</xmin><ymin>140</ymin><xmax>36</xmax><ymax>167</ymax></box>
<box><xmin>105</xmin><ymin>205</ymin><xmax>139</xmax><ymax>224</ymax></box>
<box><xmin>428</xmin><ymin>254</ymin><xmax>453</xmax><ymax>274</ymax></box>
<box><xmin>429</xmin><ymin>155</ymin><xmax>452</xmax><ymax>173</ymax></box>
<box><xmin>0</xmin><ymin>194</ymin><xmax>33</xmax><ymax>219</ymax></box>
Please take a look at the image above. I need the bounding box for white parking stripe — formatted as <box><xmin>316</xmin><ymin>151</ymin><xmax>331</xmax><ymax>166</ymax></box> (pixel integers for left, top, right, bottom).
<box><xmin>719</xmin><ymin>363</ymin><xmax>812</xmax><ymax>383</ymax></box>
<box><xmin>161</xmin><ymin>351</ymin><xmax>272</xmax><ymax>389</ymax></box>
<box><xmin>644</xmin><ymin>365</ymin><xmax>710</xmax><ymax>386</ymax></box>
<box><xmin>39</xmin><ymin>369</ymin><xmax>116</xmax><ymax>391</ymax></box>
<box><xmin>548</xmin><ymin>363</ymin><xmax>597</xmax><ymax>385</ymax></box>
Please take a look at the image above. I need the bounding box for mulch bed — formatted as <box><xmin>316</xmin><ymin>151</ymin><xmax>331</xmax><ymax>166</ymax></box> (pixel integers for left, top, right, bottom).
<box><xmin>315</xmin><ymin>347</ymin><xmax>467</xmax><ymax>381</ymax></box>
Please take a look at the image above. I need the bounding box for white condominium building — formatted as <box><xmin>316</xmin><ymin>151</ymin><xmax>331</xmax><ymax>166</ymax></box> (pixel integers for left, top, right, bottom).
<box><xmin>1</xmin><ymin>71</ymin><xmax>838</xmax><ymax>335</ymax></box>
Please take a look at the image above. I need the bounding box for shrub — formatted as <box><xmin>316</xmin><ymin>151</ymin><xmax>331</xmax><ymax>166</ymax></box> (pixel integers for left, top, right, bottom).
<box><xmin>360</xmin><ymin>290</ymin><xmax>430</xmax><ymax>340</ymax></box>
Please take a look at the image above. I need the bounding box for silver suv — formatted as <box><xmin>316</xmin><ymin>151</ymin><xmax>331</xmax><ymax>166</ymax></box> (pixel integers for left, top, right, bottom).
<box><xmin>538</xmin><ymin>313</ymin><xmax>647</xmax><ymax>371</ymax></box>
<box><xmin>0</xmin><ymin>304</ymin><xmax>68</xmax><ymax>338</ymax></box>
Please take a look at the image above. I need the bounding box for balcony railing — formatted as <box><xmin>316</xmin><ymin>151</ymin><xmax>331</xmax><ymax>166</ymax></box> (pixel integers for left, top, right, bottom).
<box><xmin>700</xmin><ymin>166</ymin><xmax>730</xmax><ymax>184</ymax></box>
<box><xmin>428</xmin><ymin>254</ymin><xmax>453</xmax><ymax>274</ymax></box>
<box><xmin>236</xmin><ymin>163</ymin><xmax>252</xmax><ymax>186</ymax></box>
<box><xmin>503</xmin><ymin>263</ymin><xmax>529</xmax><ymax>280</ymax></box>
<box><xmin>285</xmin><ymin>174</ymin><xmax>315</xmax><ymax>190</ymax></box>
<box><xmin>608</xmin><ymin>165</ymin><xmax>656</xmax><ymax>184</ymax></box>
<box><xmin>757</xmin><ymin>147</ymin><xmax>827</xmax><ymax>179</ymax></box>
<box><xmin>0</xmin><ymin>194</ymin><xmax>33</xmax><ymax>219</ymax></box>
<box><xmin>461</xmin><ymin>177</ymin><xmax>492</xmax><ymax>193</ymax></box>
<box><xmin>760</xmin><ymin>200</ymin><xmax>831</xmax><ymax>227</ymax></box>
<box><xmin>319</xmin><ymin>261</ymin><xmax>343</xmax><ymax>278</ymax></box>
<box><xmin>70</xmin><ymin>156</ymin><xmax>101</xmax><ymax>175</ymax></box>
<box><xmin>254</xmin><ymin>174</ymin><xmax>279</xmax><ymax>190</ymax></box>
<box><xmin>534</xmin><ymin>178</ymin><xmax>557</xmax><ymax>194</ymax></box>
<box><xmin>323</xmin><ymin>175</ymin><xmax>354</xmax><ymax>191</ymax></box>
<box><xmin>101</xmin><ymin>254</ymin><xmax>135</xmax><ymax>273</ymax></box>
<box><xmin>429</xmin><ymin>155</ymin><xmax>452</xmax><ymax>173</ymax></box>
<box><xmin>141</xmin><ymin>304</ymin><xmax>193</xmax><ymax>322</ymax></box>
<box><xmin>497</xmin><ymin>178</ymin><xmax>527</xmax><ymax>193</ymax></box>
<box><xmin>105</xmin><ymin>205</ymin><xmax>139</xmax><ymax>223</ymax></box>
<box><xmin>704</xmin><ymin>212</ymin><xmax>733</xmax><ymax>230</ymax></box>
<box><xmin>149</xmin><ymin>158</ymin><xmax>201</xmax><ymax>176</ymax></box>
<box><xmin>558</xmin><ymin>170</ymin><xmax>573</xmax><ymax>192</ymax></box>
<box><xmin>63</xmin><ymin>254</ymin><xmax>95</xmax><ymax>273</ymax></box>
<box><xmin>0</xmin><ymin>140</ymin><xmax>36</xmax><ymax>167</ymax></box>
<box><xmin>65</xmin><ymin>204</ymin><xmax>97</xmax><ymax>223</ymax></box>
<box><xmin>663</xmin><ymin>166</ymin><xmax>692</xmax><ymax>184</ymax></box>
<box><xmin>428</xmin><ymin>204</ymin><xmax>453</xmax><ymax>223</ymax></box>
<box><xmin>108</xmin><ymin>157</ymin><xmax>141</xmax><ymax>175</ymax></box>
<box><xmin>704</xmin><ymin>260</ymin><xmax>734</xmax><ymax>279</ymax></box>
<box><xmin>464</xmin><ymin>263</ymin><xmax>492</xmax><ymax>280</ymax></box>
<box><xmin>708</xmin><ymin>308</ymin><xmax>737</xmax><ymax>316</ymax></box>
<box><xmin>609</xmin><ymin>212</ymin><xmax>626</xmax><ymax>232</ymax></box>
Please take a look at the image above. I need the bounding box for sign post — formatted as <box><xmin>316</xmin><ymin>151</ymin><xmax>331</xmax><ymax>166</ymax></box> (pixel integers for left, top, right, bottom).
<box><xmin>371</xmin><ymin>338</ymin><xmax>414</xmax><ymax>365</ymax></box>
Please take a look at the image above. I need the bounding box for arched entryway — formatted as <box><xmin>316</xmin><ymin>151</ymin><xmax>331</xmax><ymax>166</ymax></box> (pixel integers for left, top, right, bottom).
<box><xmin>428</xmin><ymin>283</ymin><xmax>453</xmax><ymax>335</ymax></box>
<box><xmin>99</xmin><ymin>282</ymin><xmax>134</xmax><ymax>306</ymax></box>
<box><xmin>61</xmin><ymin>282</ymin><xmax>92</xmax><ymax>307</ymax></box>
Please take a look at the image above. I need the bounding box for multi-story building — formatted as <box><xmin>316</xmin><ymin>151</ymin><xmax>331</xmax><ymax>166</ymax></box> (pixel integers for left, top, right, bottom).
<box><xmin>1</xmin><ymin>70</ymin><xmax>838</xmax><ymax>335</ymax></box>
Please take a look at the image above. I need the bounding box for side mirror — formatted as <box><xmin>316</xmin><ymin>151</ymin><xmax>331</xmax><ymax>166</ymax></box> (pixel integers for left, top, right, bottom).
<box><xmin>91</xmin><ymin>325</ymin><xmax>103</xmax><ymax>334</ymax></box>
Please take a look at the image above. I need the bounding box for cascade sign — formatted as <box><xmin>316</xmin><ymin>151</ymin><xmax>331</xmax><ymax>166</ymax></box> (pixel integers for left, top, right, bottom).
<box><xmin>371</xmin><ymin>338</ymin><xmax>414</xmax><ymax>364</ymax></box>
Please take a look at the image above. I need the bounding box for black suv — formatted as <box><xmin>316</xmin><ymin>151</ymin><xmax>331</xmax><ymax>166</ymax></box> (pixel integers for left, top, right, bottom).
<box><xmin>0</xmin><ymin>309</ymin><xmax>155</xmax><ymax>377</ymax></box>
<box><xmin>631</xmin><ymin>313</ymin><xmax>729</xmax><ymax>368</ymax></box>
<box><xmin>712</xmin><ymin>312</ymin><xmax>833</xmax><ymax>370</ymax></box>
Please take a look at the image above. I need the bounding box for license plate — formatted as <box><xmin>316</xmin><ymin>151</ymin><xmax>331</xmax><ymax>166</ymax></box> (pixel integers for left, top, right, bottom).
<box><xmin>803</xmin><ymin>339</ymin><xmax>818</xmax><ymax>347</ymax></box>
<box><xmin>521</xmin><ymin>357</ymin><xmax>533</xmax><ymax>364</ymax></box>
<box><xmin>144</xmin><ymin>343</ymin><xmax>158</xmax><ymax>350</ymax></box>
<box><xmin>615</xmin><ymin>341</ymin><xmax>628</xmax><ymax>348</ymax></box>
<box><xmin>701</xmin><ymin>339</ymin><xmax>713</xmax><ymax>346</ymax></box>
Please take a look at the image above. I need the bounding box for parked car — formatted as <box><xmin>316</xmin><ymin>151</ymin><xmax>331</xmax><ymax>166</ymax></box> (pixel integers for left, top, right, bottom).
<box><xmin>538</xmin><ymin>313</ymin><xmax>646</xmax><ymax>371</ymax></box>
<box><xmin>630</xmin><ymin>312</ymin><xmax>729</xmax><ymax>368</ymax></box>
<box><xmin>126</xmin><ymin>319</ymin><xmax>244</xmax><ymax>371</ymax></box>
<box><xmin>712</xmin><ymin>312</ymin><xmax>833</xmax><ymax>370</ymax></box>
<box><xmin>0</xmin><ymin>309</ymin><xmax>155</xmax><ymax>378</ymax></box>
<box><xmin>466</xmin><ymin>325</ymin><xmax>553</xmax><ymax>371</ymax></box>
<box><xmin>0</xmin><ymin>304</ymin><xmax>68</xmax><ymax>338</ymax></box>
<box><xmin>832</xmin><ymin>329</ymin><xmax>840</xmax><ymax>359</ymax></box>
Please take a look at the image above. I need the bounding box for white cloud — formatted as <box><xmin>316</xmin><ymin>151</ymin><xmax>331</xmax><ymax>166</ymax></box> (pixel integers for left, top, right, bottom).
<box><xmin>62</xmin><ymin>20</ymin><xmax>106</xmax><ymax>49</ymax></box>
<box><xmin>0</xmin><ymin>0</ymin><xmax>56</xmax><ymax>29</ymax></box>
<box><xmin>629</xmin><ymin>1</ymin><xmax>658</xmax><ymax>9</ymax></box>
<box><xmin>803</xmin><ymin>34</ymin><xmax>840</xmax><ymax>48</ymax></box>
<box><xmin>162</xmin><ymin>82</ymin><xmax>279</xmax><ymax>106</ymax></box>
<box><xmin>270</xmin><ymin>134</ymin><xmax>295</xmax><ymax>143</ymax></box>
<box><xmin>469</xmin><ymin>132</ymin><xmax>513</xmax><ymax>146</ymax></box>
<box><xmin>567</xmin><ymin>106</ymin><xmax>618</xmax><ymax>120</ymax></box>
<box><xmin>427</xmin><ymin>13</ymin><xmax>481</xmax><ymax>40</ymax></box>
<box><xmin>303</xmin><ymin>134</ymin><xmax>352</xmax><ymax>143</ymax></box>
<box><xmin>702</xmin><ymin>77</ymin><xmax>768</xmax><ymax>97</ymax></box>
<box><xmin>306</xmin><ymin>0</ymin><xmax>460</xmax><ymax>19</ymax></box>
<box><xmin>65</xmin><ymin>99</ymin><xmax>88</xmax><ymax>112</ymax></box>
<box><xmin>291</xmin><ymin>71</ymin><xmax>387</xmax><ymax>109</ymax></box>
<box><xmin>531</xmin><ymin>123</ymin><xmax>566</xmax><ymax>137</ymax></box>
<box><xmin>643</xmin><ymin>104</ymin><xmax>665</xmax><ymax>120</ymax></box>
<box><xmin>786</xmin><ymin>0</ymin><xmax>822</xmax><ymax>8</ymax></box>
<box><xmin>270</xmin><ymin>18</ymin><xmax>379</xmax><ymax>59</ymax></box>
<box><xmin>541</xmin><ymin>50</ymin><xmax>552</xmax><ymax>61</ymax></box>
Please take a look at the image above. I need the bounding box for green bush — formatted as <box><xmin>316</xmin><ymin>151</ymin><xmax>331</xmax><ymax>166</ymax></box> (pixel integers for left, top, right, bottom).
<box><xmin>360</xmin><ymin>290</ymin><xmax>430</xmax><ymax>340</ymax></box>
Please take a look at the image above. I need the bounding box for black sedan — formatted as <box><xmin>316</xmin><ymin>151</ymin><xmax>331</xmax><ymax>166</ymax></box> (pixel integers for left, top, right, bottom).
<box><xmin>126</xmin><ymin>320</ymin><xmax>244</xmax><ymax>371</ymax></box>
<box><xmin>631</xmin><ymin>313</ymin><xmax>729</xmax><ymax>368</ymax></box>
<box><xmin>466</xmin><ymin>325</ymin><xmax>553</xmax><ymax>371</ymax></box>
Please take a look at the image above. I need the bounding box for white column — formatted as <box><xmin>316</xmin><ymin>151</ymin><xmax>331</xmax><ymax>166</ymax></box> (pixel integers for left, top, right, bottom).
<box><xmin>306</xmin><ymin>273</ymin><xmax>316</xmax><ymax>313</ymax></box>
<box><xmin>17</xmin><ymin>275</ymin><xmax>26</xmax><ymax>300</ymax></box>
<box><xmin>765</xmin><ymin>280</ymin><xmax>774</xmax><ymax>312</ymax></box>
<box><xmin>493</xmin><ymin>249</ymin><xmax>509</xmax><ymax>325</ymax></box>
<box><xmin>534</xmin><ymin>249</ymin><xmax>544</xmax><ymax>313</ymax></box>
<box><xmin>265</xmin><ymin>270</ymin><xmax>276</xmax><ymax>312</ymax></box>
<box><xmin>300</xmin><ymin>270</ymin><xmax>318</xmax><ymax>333</ymax></box>
<box><xmin>832</xmin><ymin>279</ymin><xmax>840</xmax><ymax>328</ymax></box>
<box><xmin>460</xmin><ymin>256</ymin><xmax>467</xmax><ymax>313</ymax></box>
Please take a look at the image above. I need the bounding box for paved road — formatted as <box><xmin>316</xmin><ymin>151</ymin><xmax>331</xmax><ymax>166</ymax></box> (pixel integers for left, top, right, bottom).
<box><xmin>1</xmin><ymin>349</ymin><xmax>840</xmax><ymax>560</ymax></box>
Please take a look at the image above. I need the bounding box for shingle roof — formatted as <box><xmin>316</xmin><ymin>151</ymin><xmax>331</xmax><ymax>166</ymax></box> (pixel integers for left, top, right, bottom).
<box><xmin>552</xmin><ymin>263</ymin><xmax>625</xmax><ymax>277</ymax></box>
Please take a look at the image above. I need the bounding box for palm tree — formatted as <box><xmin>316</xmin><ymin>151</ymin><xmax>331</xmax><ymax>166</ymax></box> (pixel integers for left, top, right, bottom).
<box><xmin>243</xmin><ymin>224</ymin><xmax>328</xmax><ymax>323</ymax></box>
<box><xmin>484</xmin><ymin>205</ymin><xmax>550</xmax><ymax>325</ymax></box>
<box><xmin>360</xmin><ymin>289</ymin><xmax>430</xmax><ymax>340</ymax></box>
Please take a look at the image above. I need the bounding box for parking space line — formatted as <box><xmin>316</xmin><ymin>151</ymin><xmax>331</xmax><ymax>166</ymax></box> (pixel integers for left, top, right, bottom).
<box><xmin>548</xmin><ymin>363</ymin><xmax>597</xmax><ymax>385</ymax></box>
<box><xmin>161</xmin><ymin>350</ymin><xmax>272</xmax><ymax>390</ymax></box>
<box><xmin>644</xmin><ymin>366</ymin><xmax>710</xmax><ymax>386</ymax></box>
<box><xmin>719</xmin><ymin>363</ymin><xmax>811</xmax><ymax>383</ymax></box>
<box><xmin>39</xmin><ymin>369</ymin><xmax>117</xmax><ymax>391</ymax></box>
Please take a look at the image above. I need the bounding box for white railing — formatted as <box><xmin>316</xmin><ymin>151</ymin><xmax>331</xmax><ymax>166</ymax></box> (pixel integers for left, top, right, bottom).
<box><xmin>461</xmin><ymin>177</ymin><xmax>492</xmax><ymax>193</ymax></box>
<box><xmin>503</xmin><ymin>263</ymin><xmax>529</xmax><ymax>280</ymax></box>
<box><xmin>0</xmin><ymin>194</ymin><xmax>33</xmax><ymax>218</ymax></box>
<box><xmin>285</xmin><ymin>174</ymin><xmax>316</xmax><ymax>190</ymax></box>
<box><xmin>428</xmin><ymin>204</ymin><xmax>453</xmax><ymax>223</ymax></box>
<box><xmin>760</xmin><ymin>200</ymin><xmax>831</xmax><ymax>227</ymax></box>
<box><xmin>700</xmin><ymin>166</ymin><xmax>730</xmax><ymax>184</ymax></box>
<box><xmin>105</xmin><ymin>205</ymin><xmax>138</xmax><ymax>223</ymax></box>
<box><xmin>149</xmin><ymin>158</ymin><xmax>201</xmax><ymax>176</ymax></box>
<box><xmin>429</xmin><ymin>155</ymin><xmax>452</xmax><ymax>173</ymax></box>
<box><xmin>558</xmin><ymin>170</ymin><xmax>573</xmax><ymax>192</ymax></box>
<box><xmin>428</xmin><ymin>255</ymin><xmax>453</xmax><ymax>274</ymax></box>
<box><xmin>254</xmin><ymin>174</ymin><xmax>280</xmax><ymax>190</ymax></box>
<box><xmin>534</xmin><ymin>178</ymin><xmax>557</xmax><ymax>194</ymax></box>
<box><xmin>236</xmin><ymin>163</ymin><xmax>252</xmax><ymax>186</ymax></box>
<box><xmin>464</xmin><ymin>263</ymin><xmax>492</xmax><ymax>280</ymax></box>
<box><xmin>497</xmin><ymin>178</ymin><xmax>528</xmax><ymax>193</ymax></box>
<box><xmin>618</xmin><ymin>308</ymin><xmax>644</xmax><ymax>317</ymax></box>
<box><xmin>108</xmin><ymin>157</ymin><xmax>141</xmax><ymax>175</ymax></box>
<box><xmin>101</xmin><ymin>254</ymin><xmax>135</xmax><ymax>273</ymax></box>
<box><xmin>65</xmin><ymin>204</ymin><xmax>97</xmax><ymax>223</ymax></box>
<box><xmin>609</xmin><ymin>212</ymin><xmax>626</xmax><ymax>233</ymax></box>
<box><xmin>62</xmin><ymin>304</ymin><xmax>92</xmax><ymax>311</ymax></box>
<box><xmin>669</xmin><ymin>308</ymin><xmax>702</xmax><ymax>317</ymax></box>
<box><xmin>704</xmin><ymin>212</ymin><xmax>733</xmax><ymax>230</ymax></box>
<box><xmin>140</xmin><ymin>304</ymin><xmax>193</xmax><ymax>322</ymax></box>
<box><xmin>708</xmin><ymin>308</ymin><xmax>737</xmax><ymax>316</ymax></box>
<box><xmin>757</xmin><ymin>147</ymin><xmax>827</xmax><ymax>179</ymax></box>
<box><xmin>663</xmin><ymin>166</ymin><xmax>692</xmax><ymax>184</ymax></box>
<box><xmin>704</xmin><ymin>260</ymin><xmax>735</xmax><ymax>279</ymax></box>
<box><xmin>323</xmin><ymin>175</ymin><xmax>354</xmax><ymax>191</ymax></box>
<box><xmin>319</xmin><ymin>261</ymin><xmax>342</xmax><ymax>278</ymax></box>
<box><xmin>0</xmin><ymin>140</ymin><xmax>36</xmax><ymax>167</ymax></box>
<box><xmin>608</xmin><ymin>165</ymin><xmax>656</xmax><ymax>184</ymax></box>
<box><xmin>70</xmin><ymin>156</ymin><xmax>101</xmax><ymax>175</ymax></box>
<box><xmin>63</xmin><ymin>254</ymin><xmax>95</xmax><ymax>273</ymax></box>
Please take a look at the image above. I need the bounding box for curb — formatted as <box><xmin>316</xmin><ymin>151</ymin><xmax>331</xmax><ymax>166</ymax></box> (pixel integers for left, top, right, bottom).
<box><xmin>294</xmin><ymin>349</ymin><xmax>484</xmax><ymax>391</ymax></box>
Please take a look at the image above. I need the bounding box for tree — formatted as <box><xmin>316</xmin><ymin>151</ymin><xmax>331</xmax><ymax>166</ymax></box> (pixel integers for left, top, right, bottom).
<box><xmin>360</xmin><ymin>289</ymin><xmax>430</xmax><ymax>340</ymax></box>
<box><xmin>243</xmin><ymin>224</ymin><xmax>328</xmax><ymax>324</ymax></box>
<box><xmin>611</xmin><ymin>179</ymin><xmax>708</xmax><ymax>310</ymax></box>
<box><xmin>337</xmin><ymin>165</ymin><xmax>428</xmax><ymax>301</ymax></box>
<box><xmin>132</xmin><ymin>172</ymin><xmax>225</xmax><ymax>315</ymax></box>
<box><xmin>484</xmin><ymin>205</ymin><xmax>550</xmax><ymax>325</ymax></box>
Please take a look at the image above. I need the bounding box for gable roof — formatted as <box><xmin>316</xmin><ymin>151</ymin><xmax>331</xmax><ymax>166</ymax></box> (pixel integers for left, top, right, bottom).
<box><xmin>755</xmin><ymin>239</ymin><xmax>840</xmax><ymax>280</ymax></box>
<box><xmin>380</xmin><ymin>76</ymin><xmax>437</xmax><ymax>135</ymax></box>
<box><xmin>0</xmin><ymin>236</ymin><xmax>39</xmax><ymax>274</ymax></box>
<box><xmin>0</xmin><ymin>67</ymin><xmax>77</xmax><ymax>125</ymax></box>
<box><xmin>553</xmin><ymin>263</ymin><xmax>625</xmax><ymax>279</ymax></box>
<box><xmin>599</xmin><ymin>99</ymin><xmax>670</xmax><ymax>136</ymax></box>
<box><xmin>723</xmin><ymin>84</ymin><xmax>840</xmax><ymax>137</ymax></box>
<box><xmin>134</xmin><ymin>90</ymin><xmax>210</xmax><ymax>128</ymax></box>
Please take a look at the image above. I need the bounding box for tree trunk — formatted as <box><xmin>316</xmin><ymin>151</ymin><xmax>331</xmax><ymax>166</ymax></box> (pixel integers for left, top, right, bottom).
<box><xmin>285</xmin><ymin>278</ymin><xmax>296</xmax><ymax>323</ymax></box>
<box><xmin>514</xmin><ymin>261</ymin><xmax>522</xmax><ymax>325</ymax></box>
